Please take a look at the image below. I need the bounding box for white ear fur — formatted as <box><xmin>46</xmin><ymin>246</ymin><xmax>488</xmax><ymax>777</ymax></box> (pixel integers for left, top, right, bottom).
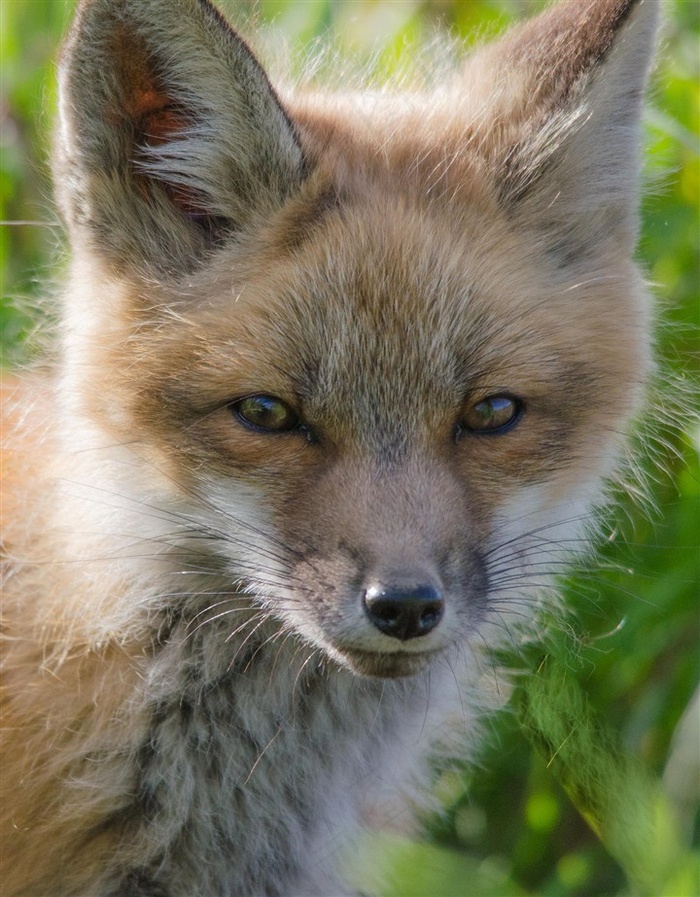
<box><xmin>55</xmin><ymin>0</ymin><xmax>304</xmax><ymax>276</ymax></box>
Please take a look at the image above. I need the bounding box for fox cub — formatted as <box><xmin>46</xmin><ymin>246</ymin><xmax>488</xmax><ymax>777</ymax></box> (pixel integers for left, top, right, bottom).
<box><xmin>1</xmin><ymin>0</ymin><xmax>659</xmax><ymax>894</ymax></box>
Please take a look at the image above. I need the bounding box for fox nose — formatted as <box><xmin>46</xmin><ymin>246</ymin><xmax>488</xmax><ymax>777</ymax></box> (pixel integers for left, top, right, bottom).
<box><xmin>363</xmin><ymin>582</ymin><xmax>444</xmax><ymax>641</ymax></box>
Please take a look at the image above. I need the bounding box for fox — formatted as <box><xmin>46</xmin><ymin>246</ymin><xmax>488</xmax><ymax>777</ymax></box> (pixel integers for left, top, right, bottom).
<box><xmin>0</xmin><ymin>0</ymin><xmax>661</xmax><ymax>894</ymax></box>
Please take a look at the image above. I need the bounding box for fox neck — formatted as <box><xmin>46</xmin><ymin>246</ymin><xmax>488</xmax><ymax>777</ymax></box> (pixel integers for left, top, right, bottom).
<box><xmin>105</xmin><ymin>606</ymin><xmax>472</xmax><ymax>896</ymax></box>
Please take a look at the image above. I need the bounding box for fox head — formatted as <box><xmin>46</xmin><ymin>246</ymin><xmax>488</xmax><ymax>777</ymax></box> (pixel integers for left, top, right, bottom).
<box><xmin>54</xmin><ymin>0</ymin><xmax>657</xmax><ymax>677</ymax></box>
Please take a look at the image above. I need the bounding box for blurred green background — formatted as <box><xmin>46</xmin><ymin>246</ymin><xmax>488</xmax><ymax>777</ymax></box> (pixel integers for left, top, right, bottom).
<box><xmin>1</xmin><ymin>1</ymin><xmax>698</xmax><ymax>895</ymax></box>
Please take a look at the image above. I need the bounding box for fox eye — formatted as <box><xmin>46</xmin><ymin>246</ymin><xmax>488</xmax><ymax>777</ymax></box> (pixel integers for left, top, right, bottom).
<box><xmin>232</xmin><ymin>395</ymin><xmax>300</xmax><ymax>433</ymax></box>
<box><xmin>460</xmin><ymin>394</ymin><xmax>523</xmax><ymax>435</ymax></box>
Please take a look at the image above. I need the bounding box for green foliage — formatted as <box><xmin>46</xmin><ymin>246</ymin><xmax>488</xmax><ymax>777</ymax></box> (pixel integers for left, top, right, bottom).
<box><xmin>2</xmin><ymin>2</ymin><xmax>697</xmax><ymax>894</ymax></box>
<box><xmin>519</xmin><ymin>657</ymin><xmax>690</xmax><ymax>896</ymax></box>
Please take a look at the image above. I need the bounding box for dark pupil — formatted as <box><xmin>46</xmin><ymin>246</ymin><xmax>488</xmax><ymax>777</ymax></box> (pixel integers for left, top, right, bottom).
<box><xmin>239</xmin><ymin>396</ymin><xmax>294</xmax><ymax>430</ymax></box>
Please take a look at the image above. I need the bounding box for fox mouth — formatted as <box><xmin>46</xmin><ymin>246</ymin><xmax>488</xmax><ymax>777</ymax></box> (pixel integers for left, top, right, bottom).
<box><xmin>333</xmin><ymin>645</ymin><xmax>442</xmax><ymax>679</ymax></box>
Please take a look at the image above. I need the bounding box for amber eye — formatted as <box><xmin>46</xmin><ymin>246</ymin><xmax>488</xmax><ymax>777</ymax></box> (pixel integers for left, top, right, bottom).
<box><xmin>232</xmin><ymin>395</ymin><xmax>301</xmax><ymax>433</ymax></box>
<box><xmin>460</xmin><ymin>394</ymin><xmax>523</xmax><ymax>435</ymax></box>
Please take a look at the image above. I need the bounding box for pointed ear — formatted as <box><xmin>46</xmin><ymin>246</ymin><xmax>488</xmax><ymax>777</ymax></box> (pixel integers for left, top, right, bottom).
<box><xmin>55</xmin><ymin>0</ymin><xmax>305</xmax><ymax>276</ymax></box>
<box><xmin>471</xmin><ymin>0</ymin><xmax>659</xmax><ymax>261</ymax></box>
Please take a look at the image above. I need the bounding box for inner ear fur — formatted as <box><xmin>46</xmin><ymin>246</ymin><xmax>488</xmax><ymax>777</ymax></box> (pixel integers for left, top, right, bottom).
<box><xmin>55</xmin><ymin>0</ymin><xmax>305</xmax><ymax>276</ymax></box>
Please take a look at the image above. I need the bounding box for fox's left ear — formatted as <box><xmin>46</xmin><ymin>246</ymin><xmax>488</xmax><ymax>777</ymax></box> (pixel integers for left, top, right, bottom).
<box><xmin>473</xmin><ymin>0</ymin><xmax>659</xmax><ymax>259</ymax></box>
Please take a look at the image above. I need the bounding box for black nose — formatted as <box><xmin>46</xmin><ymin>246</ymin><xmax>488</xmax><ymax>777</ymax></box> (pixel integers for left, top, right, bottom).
<box><xmin>363</xmin><ymin>582</ymin><xmax>444</xmax><ymax>641</ymax></box>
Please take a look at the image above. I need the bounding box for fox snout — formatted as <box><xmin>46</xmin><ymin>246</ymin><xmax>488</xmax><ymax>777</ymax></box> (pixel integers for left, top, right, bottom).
<box><xmin>322</xmin><ymin>552</ymin><xmax>481</xmax><ymax>678</ymax></box>
<box><xmin>276</xmin><ymin>456</ymin><xmax>489</xmax><ymax>677</ymax></box>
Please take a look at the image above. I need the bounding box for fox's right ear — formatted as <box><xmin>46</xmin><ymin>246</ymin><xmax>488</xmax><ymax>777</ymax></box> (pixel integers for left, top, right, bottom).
<box><xmin>55</xmin><ymin>0</ymin><xmax>305</xmax><ymax>276</ymax></box>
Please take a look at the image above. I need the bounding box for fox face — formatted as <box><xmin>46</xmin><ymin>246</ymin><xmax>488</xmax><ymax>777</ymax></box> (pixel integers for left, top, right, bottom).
<box><xmin>51</xmin><ymin>0</ymin><xmax>657</xmax><ymax>682</ymax></box>
<box><xmin>116</xmin><ymin>188</ymin><xmax>648</xmax><ymax>680</ymax></box>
